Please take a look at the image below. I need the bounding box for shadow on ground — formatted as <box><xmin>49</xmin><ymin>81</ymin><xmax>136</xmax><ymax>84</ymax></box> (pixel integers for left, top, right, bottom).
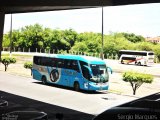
<box><xmin>0</xmin><ymin>91</ymin><xmax>94</xmax><ymax>120</ymax></box>
<box><xmin>33</xmin><ymin>81</ymin><xmax>107</xmax><ymax>94</ymax></box>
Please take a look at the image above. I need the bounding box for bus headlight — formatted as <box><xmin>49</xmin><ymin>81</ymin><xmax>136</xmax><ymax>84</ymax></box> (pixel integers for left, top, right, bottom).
<box><xmin>84</xmin><ymin>83</ymin><xmax>88</xmax><ymax>88</ymax></box>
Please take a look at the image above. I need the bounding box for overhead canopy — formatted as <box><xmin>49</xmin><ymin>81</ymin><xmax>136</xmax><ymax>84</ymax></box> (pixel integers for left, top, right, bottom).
<box><xmin>0</xmin><ymin>0</ymin><xmax>160</xmax><ymax>14</ymax></box>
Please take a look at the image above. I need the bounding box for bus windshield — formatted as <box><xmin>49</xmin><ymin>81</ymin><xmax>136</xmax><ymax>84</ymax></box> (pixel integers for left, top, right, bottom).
<box><xmin>90</xmin><ymin>64</ymin><xmax>108</xmax><ymax>83</ymax></box>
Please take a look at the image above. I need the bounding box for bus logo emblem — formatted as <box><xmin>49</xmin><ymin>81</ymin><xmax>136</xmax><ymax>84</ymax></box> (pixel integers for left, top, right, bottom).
<box><xmin>50</xmin><ymin>69</ymin><xmax>59</xmax><ymax>82</ymax></box>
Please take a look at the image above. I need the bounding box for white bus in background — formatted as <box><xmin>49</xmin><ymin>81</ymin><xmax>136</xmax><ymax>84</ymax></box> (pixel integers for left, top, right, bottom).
<box><xmin>118</xmin><ymin>50</ymin><xmax>154</xmax><ymax>66</ymax></box>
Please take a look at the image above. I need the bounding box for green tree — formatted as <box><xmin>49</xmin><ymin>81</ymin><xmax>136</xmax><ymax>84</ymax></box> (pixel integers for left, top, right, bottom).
<box><xmin>76</xmin><ymin>32</ymin><xmax>101</xmax><ymax>53</ymax></box>
<box><xmin>71</xmin><ymin>42</ymin><xmax>88</xmax><ymax>52</ymax></box>
<box><xmin>1</xmin><ymin>57</ymin><xmax>16</xmax><ymax>71</ymax></box>
<box><xmin>87</xmin><ymin>41</ymin><xmax>100</xmax><ymax>53</ymax></box>
<box><xmin>122</xmin><ymin>71</ymin><xmax>153</xmax><ymax>95</ymax></box>
<box><xmin>20</xmin><ymin>24</ymin><xmax>44</xmax><ymax>51</ymax></box>
<box><xmin>103</xmin><ymin>33</ymin><xmax>134</xmax><ymax>58</ymax></box>
<box><xmin>24</xmin><ymin>61</ymin><xmax>33</xmax><ymax>75</ymax></box>
<box><xmin>11</xmin><ymin>30</ymin><xmax>22</xmax><ymax>48</ymax></box>
<box><xmin>43</xmin><ymin>28</ymin><xmax>54</xmax><ymax>52</ymax></box>
<box><xmin>153</xmin><ymin>44</ymin><xmax>160</xmax><ymax>62</ymax></box>
<box><xmin>49</xmin><ymin>29</ymin><xmax>69</xmax><ymax>53</ymax></box>
<box><xmin>121</xmin><ymin>32</ymin><xmax>145</xmax><ymax>43</ymax></box>
<box><xmin>135</xmin><ymin>42</ymin><xmax>154</xmax><ymax>51</ymax></box>
<box><xmin>62</xmin><ymin>29</ymin><xmax>78</xmax><ymax>47</ymax></box>
<box><xmin>2</xmin><ymin>33</ymin><xmax>10</xmax><ymax>47</ymax></box>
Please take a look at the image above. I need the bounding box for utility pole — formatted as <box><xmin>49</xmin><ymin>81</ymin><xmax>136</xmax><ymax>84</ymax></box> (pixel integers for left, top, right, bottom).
<box><xmin>0</xmin><ymin>12</ymin><xmax>5</xmax><ymax>61</ymax></box>
<box><xmin>101</xmin><ymin>6</ymin><xmax>104</xmax><ymax>60</ymax></box>
<box><xmin>9</xmin><ymin>14</ymin><xmax>12</xmax><ymax>57</ymax></box>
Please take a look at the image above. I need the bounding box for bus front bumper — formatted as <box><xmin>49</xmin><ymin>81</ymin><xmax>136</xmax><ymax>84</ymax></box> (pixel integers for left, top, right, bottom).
<box><xmin>84</xmin><ymin>82</ymin><xmax>109</xmax><ymax>91</ymax></box>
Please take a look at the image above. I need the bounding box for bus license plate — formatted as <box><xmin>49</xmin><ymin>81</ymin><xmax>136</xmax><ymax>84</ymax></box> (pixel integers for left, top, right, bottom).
<box><xmin>99</xmin><ymin>82</ymin><xmax>108</xmax><ymax>86</ymax></box>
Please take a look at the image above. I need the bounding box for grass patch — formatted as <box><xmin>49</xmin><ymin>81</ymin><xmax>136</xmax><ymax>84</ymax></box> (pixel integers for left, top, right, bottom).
<box><xmin>2</xmin><ymin>53</ymin><xmax>33</xmax><ymax>64</ymax></box>
<box><xmin>2</xmin><ymin>53</ymin><xmax>33</xmax><ymax>57</ymax></box>
<box><xmin>1</xmin><ymin>53</ymin><xmax>10</xmax><ymax>56</ymax></box>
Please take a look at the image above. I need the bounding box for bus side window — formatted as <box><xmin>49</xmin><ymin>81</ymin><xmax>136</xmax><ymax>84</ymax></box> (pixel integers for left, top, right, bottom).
<box><xmin>46</xmin><ymin>57</ymin><xmax>52</xmax><ymax>66</ymax></box>
<box><xmin>41</xmin><ymin>57</ymin><xmax>48</xmax><ymax>66</ymax></box>
<box><xmin>57</xmin><ymin>59</ymin><xmax>64</xmax><ymax>68</ymax></box>
<box><xmin>64</xmin><ymin>59</ymin><xmax>71</xmax><ymax>69</ymax></box>
<box><xmin>34</xmin><ymin>56</ymin><xmax>42</xmax><ymax>65</ymax></box>
<box><xmin>82</xmin><ymin>66</ymin><xmax>91</xmax><ymax>80</ymax></box>
<box><xmin>71</xmin><ymin>60</ymin><xmax>80</xmax><ymax>72</ymax></box>
<box><xmin>79</xmin><ymin>61</ymin><xmax>90</xmax><ymax>80</ymax></box>
<box><xmin>34</xmin><ymin>56</ymin><xmax>39</xmax><ymax>65</ymax></box>
<box><xmin>49</xmin><ymin>58</ymin><xmax>57</xmax><ymax>67</ymax></box>
<box><xmin>64</xmin><ymin>60</ymin><xmax>80</xmax><ymax>72</ymax></box>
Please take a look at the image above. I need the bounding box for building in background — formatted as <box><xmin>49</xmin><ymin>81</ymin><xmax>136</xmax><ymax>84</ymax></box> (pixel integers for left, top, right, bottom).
<box><xmin>146</xmin><ymin>37</ymin><xmax>160</xmax><ymax>44</ymax></box>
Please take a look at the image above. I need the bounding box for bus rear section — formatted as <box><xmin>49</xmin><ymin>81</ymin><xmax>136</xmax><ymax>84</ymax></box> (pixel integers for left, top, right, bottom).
<box><xmin>147</xmin><ymin>52</ymin><xmax>154</xmax><ymax>66</ymax></box>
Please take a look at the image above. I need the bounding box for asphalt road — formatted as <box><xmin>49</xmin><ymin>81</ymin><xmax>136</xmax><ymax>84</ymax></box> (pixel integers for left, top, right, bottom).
<box><xmin>0</xmin><ymin>71</ymin><xmax>137</xmax><ymax>120</ymax></box>
<box><xmin>105</xmin><ymin>59</ymin><xmax>160</xmax><ymax>77</ymax></box>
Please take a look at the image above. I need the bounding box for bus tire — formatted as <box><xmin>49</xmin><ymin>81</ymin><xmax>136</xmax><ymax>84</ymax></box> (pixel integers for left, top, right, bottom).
<box><xmin>137</xmin><ymin>62</ymin><xmax>141</xmax><ymax>66</ymax></box>
<box><xmin>42</xmin><ymin>76</ymin><xmax>47</xmax><ymax>85</ymax></box>
<box><xmin>121</xmin><ymin>60</ymin><xmax>124</xmax><ymax>64</ymax></box>
<box><xmin>74</xmin><ymin>82</ymin><xmax>80</xmax><ymax>91</ymax></box>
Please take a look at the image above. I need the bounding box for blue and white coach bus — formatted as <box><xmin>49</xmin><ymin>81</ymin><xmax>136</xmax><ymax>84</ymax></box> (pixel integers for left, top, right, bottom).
<box><xmin>32</xmin><ymin>54</ymin><xmax>112</xmax><ymax>91</ymax></box>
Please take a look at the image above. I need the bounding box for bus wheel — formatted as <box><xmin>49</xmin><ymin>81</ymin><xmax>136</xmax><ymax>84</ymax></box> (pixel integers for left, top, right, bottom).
<box><xmin>42</xmin><ymin>76</ymin><xmax>47</xmax><ymax>85</ymax></box>
<box><xmin>121</xmin><ymin>60</ymin><xmax>124</xmax><ymax>64</ymax></box>
<box><xmin>137</xmin><ymin>62</ymin><xmax>141</xmax><ymax>66</ymax></box>
<box><xmin>74</xmin><ymin>82</ymin><xmax>80</xmax><ymax>91</ymax></box>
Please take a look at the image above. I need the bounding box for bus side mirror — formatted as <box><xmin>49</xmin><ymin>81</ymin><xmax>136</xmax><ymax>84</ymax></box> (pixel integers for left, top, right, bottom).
<box><xmin>107</xmin><ymin>66</ymin><xmax>112</xmax><ymax>74</ymax></box>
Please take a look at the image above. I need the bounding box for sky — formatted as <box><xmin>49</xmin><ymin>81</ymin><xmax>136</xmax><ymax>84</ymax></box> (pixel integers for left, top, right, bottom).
<box><xmin>3</xmin><ymin>3</ymin><xmax>160</xmax><ymax>38</ymax></box>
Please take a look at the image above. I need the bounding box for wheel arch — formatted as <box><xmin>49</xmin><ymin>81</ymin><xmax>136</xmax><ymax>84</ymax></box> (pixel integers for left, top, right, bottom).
<box><xmin>73</xmin><ymin>81</ymin><xmax>81</xmax><ymax>91</ymax></box>
<box><xmin>41</xmin><ymin>75</ymin><xmax>47</xmax><ymax>84</ymax></box>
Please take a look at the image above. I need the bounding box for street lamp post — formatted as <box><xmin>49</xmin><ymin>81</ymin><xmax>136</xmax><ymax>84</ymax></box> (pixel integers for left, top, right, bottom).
<box><xmin>101</xmin><ymin>6</ymin><xmax>104</xmax><ymax>60</ymax></box>
<box><xmin>9</xmin><ymin>14</ymin><xmax>12</xmax><ymax>57</ymax></box>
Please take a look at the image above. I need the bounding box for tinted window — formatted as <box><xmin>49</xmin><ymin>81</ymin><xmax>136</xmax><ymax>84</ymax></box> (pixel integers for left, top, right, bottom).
<box><xmin>33</xmin><ymin>57</ymin><xmax>80</xmax><ymax>72</ymax></box>
<box><xmin>119</xmin><ymin>51</ymin><xmax>147</xmax><ymax>56</ymax></box>
<box><xmin>57</xmin><ymin>59</ymin><xmax>64</xmax><ymax>68</ymax></box>
<box><xmin>71</xmin><ymin>60</ymin><xmax>79</xmax><ymax>72</ymax></box>
<box><xmin>41</xmin><ymin>57</ymin><xmax>49</xmax><ymax>66</ymax></box>
<box><xmin>33</xmin><ymin>56</ymin><xmax>39</xmax><ymax>65</ymax></box>
<box><xmin>90</xmin><ymin>64</ymin><xmax>106</xmax><ymax>76</ymax></box>
<box><xmin>79</xmin><ymin>61</ymin><xmax>90</xmax><ymax>79</ymax></box>
<box><xmin>148</xmin><ymin>52</ymin><xmax>154</xmax><ymax>55</ymax></box>
<box><xmin>33</xmin><ymin>56</ymin><xmax>45</xmax><ymax>65</ymax></box>
<box><xmin>49</xmin><ymin>58</ymin><xmax>57</xmax><ymax>67</ymax></box>
<box><xmin>34</xmin><ymin>56</ymin><xmax>57</xmax><ymax>67</ymax></box>
<box><xmin>64</xmin><ymin>59</ymin><xmax>72</xmax><ymax>69</ymax></box>
<box><xmin>122</xmin><ymin>57</ymin><xmax>136</xmax><ymax>60</ymax></box>
<box><xmin>64</xmin><ymin>60</ymin><xmax>80</xmax><ymax>72</ymax></box>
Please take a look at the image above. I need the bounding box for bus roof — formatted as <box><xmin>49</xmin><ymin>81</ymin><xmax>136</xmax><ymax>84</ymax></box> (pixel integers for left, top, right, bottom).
<box><xmin>119</xmin><ymin>50</ymin><xmax>154</xmax><ymax>53</ymax></box>
<box><xmin>34</xmin><ymin>53</ymin><xmax>106</xmax><ymax>65</ymax></box>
